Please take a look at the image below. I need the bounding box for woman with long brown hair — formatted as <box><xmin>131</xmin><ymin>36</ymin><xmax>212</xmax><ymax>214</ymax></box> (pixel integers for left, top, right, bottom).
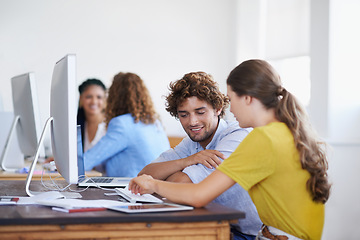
<box><xmin>129</xmin><ymin>60</ymin><xmax>331</xmax><ymax>240</ymax></box>
<box><xmin>84</xmin><ymin>72</ymin><xmax>170</xmax><ymax>177</ymax></box>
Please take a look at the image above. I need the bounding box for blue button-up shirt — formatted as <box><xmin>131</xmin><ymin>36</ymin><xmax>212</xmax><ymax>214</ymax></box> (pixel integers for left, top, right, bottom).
<box><xmin>153</xmin><ymin>119</ymin><xmax>262</xmax><ymax>235</ymax></box>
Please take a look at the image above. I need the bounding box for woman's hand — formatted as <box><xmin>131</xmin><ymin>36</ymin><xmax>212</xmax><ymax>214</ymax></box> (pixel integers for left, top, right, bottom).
<box><xmin>129</xmin><ymin>174</ymin><xmax>156</xmax><ymax>195</ymax></box>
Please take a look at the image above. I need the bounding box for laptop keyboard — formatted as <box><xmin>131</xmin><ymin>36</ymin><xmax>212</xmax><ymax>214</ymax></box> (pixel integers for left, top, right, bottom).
<box><xmin>86</xmin><ymin>177</ymin><xmax>114</xmax><ymax>183</ymax></box>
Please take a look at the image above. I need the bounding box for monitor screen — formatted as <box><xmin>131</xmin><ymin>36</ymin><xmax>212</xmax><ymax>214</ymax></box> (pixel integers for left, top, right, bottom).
<box><xmin>77</xmin><ymin>125</ymin><xmax>85</xmax><ymax>181</ymax></box>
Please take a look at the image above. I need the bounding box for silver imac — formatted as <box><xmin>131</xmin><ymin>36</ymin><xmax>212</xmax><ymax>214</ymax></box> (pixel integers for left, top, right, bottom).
<box><xmin>0</xmin><ymin>73</ymin><xmax>43</xmax><ymax>171</ymax></box>
<box><xmin>25</xmin><ymin>54</ymin><xmax>78</xmax><ymax>196</ymax></box>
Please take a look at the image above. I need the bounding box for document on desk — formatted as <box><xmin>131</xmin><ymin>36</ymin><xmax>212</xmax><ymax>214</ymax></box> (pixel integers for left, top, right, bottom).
<box><xmin>17</xmin><ymin>191</ymin><xmax>66</xmax><ymax>205</ymax></box>
<box><xmin>35</xmin><ymin>198</ymin><xmax>141</xmax><ymax>209</ymax></box>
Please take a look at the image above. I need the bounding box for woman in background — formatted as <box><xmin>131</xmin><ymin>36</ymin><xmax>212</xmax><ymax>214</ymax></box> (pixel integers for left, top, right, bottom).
<box><xmin>128</xmin><ymin>60</ymin><xmax>331</xmax><ymax>240</ymax></box>
<box><xmin>77</xmin><ymin>78</ymin><xmax>107</xmax><ymax>151</ymax></box>
<box><xmin>44</xmin><ymin>78</ymin><xmax>107</xmax><ymax>168</ymax></box>
<box><xmin>84</xmin><ymin>72</ymin><xmax>170</xmax><ymax>177</ymax></box>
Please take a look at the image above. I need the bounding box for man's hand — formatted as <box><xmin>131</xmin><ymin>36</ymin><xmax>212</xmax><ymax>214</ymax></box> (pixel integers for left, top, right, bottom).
<box><xmin>137</xmin><ymin>150</ymin><xmax>226</xmax><ymax>181</ymax></box>
<box><xmin>185</xmin><ymin>149</ymin><xmax>225</xmax><ymax>169</ymax></box>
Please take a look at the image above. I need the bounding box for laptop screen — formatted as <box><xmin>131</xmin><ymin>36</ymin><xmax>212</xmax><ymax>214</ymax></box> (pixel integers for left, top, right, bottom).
<box><xmin>77</xmin><ymin>125</ymin><xmax>85</xmax><ymax>180</ymax></box>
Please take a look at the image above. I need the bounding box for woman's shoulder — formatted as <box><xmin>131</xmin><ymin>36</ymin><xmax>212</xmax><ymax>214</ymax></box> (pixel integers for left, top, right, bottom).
<box><xmin>105</xmin><ymin>114</ymin><xmax>135</xmax><ymax>131</ymax></box>
<box><xmin>247</xmin><ymin>122</ymin><xmax>292</xmax><ymax>148</ymax></box>
<box><xmin>109</xmin><ymin>113</ymin><xmax>133</xmax><ymax>123</ymax></box>
<box><xmin>255</xmin><ymin>122</ymin><xmax>289</xmax><ymax>134</ymax></box>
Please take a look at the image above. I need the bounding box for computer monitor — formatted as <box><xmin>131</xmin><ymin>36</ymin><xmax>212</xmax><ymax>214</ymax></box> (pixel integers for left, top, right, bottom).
<box><xmin>0</xmin><ymin>73</ymin><xmax>43</xmax><ymax>171</ymax></box>
<box><xmin>25</xmin><ymin>54</ymin><xmax>78</xmax><ymax>196</ymax></box>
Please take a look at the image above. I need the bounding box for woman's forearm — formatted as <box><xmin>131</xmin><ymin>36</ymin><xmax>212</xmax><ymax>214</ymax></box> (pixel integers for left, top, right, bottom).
<box><xmin>136</xmin><ymin>170</ymin><xmax>236</xmax><ymax>208</ymax></box>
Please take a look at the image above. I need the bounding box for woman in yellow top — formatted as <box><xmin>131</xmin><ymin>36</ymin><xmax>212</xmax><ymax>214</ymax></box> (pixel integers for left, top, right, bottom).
<box><xmin>129</xmin><ymin>59</ymin><xmax>331</xmax><ymax>240</ymax></box>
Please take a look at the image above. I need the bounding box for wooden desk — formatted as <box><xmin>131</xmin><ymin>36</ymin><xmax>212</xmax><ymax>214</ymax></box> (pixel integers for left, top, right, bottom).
<box><xmin>0</xmin><ymin>180</ymin><xmax>245</xmax><ymax>240</ymax></box>
<box><xmin>0</xmin><ymin>160</ymin><xmax>101</xmax><ymax>180</ymax></box>
<box><xmin>0</xmin><ymin>169</ymin><xmax>101</xmax><ymax>181</ymax></box>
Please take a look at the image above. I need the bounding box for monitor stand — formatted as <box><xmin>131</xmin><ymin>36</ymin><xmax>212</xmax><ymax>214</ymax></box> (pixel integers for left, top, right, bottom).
<box><xmin>0</xmin><ymin>115</ymin><xmax>22</xmax><ymax>172</ymax></box>
<box><xmin>25</xmin><ymin>117</ymin><xmax>53</xmax><ymax>197</ymax></box>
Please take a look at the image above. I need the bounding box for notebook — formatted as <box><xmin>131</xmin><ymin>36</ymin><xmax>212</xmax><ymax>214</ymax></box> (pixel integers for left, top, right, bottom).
<box><xmin>76</xmin><ymin>126</ymin><xmax>131</xmax><ymax>188</ymax></box>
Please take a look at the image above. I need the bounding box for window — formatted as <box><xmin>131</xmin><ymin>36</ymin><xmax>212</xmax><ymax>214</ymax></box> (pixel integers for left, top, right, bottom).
<box><xmin>269</xmin><ymin>56</ymin><xmax>310</xmax><ymax>106</ymax></box>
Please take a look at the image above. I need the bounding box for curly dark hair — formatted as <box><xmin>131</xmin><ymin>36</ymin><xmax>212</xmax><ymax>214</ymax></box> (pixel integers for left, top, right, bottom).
<box><xmin>105</xmin><ymin>72</ymin><xmax>158</xmax><ymax>126</ymax></box>
<box><xmin>165</xmin><ymin>72</ymin><xmax>229</xmax><ymax>119</ymax></box>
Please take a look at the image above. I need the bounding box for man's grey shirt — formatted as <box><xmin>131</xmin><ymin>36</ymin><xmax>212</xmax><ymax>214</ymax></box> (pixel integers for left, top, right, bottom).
<box><xmin>153</xmin><ymin>119</ymin><xmax>262</xmax><ymax>235</ymax></box>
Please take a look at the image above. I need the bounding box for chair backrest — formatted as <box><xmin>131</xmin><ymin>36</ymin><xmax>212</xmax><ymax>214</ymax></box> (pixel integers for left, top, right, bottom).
<box><xmin>167</xmin><ymin>136</ymin><xmax>184</xmax><ymax>148</ymax></box>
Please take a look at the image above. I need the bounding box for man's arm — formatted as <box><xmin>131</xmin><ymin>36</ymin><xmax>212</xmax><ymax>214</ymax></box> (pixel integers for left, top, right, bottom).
<box><xmin>138</xmin><ymin>149</ymin><xmax>224</xmax><ymax>180</ymax></box>
<box><xmin>137</xmin><ymin>159</ymin><xmax>193</xmax><ymax>180</ymax></box>
<box><xmin>166</xmin><ymin>171</ymin><xmax>193</xmax><ymax>183</ymax></box>
<box><xmin>182</xmin><ymin>124</ymin><xmax>250</xmax><ymax>184</ymax></box>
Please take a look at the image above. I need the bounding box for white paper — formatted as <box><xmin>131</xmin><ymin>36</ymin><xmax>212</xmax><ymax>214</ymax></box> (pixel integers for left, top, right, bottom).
<box><xmin>17</xmin><ymin>191</ymin><xmax>65</xmax><ymax>205</ymax></box>
<box><xmin>35</xmin><ymin>198</ymin><xmax>140</xmax><ymax>209</ymax></box>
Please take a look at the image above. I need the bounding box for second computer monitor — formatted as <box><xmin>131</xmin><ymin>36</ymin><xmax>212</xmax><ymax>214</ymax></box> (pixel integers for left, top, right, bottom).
<box><xmin>12</xmin><ymin>73</ymin><xmax>42</xmax><ymax>157</ymax></box>
<box><xmin>0</xmin><ymin>73</ymin><xmax>43</xmax><ymax>171</ymax></box>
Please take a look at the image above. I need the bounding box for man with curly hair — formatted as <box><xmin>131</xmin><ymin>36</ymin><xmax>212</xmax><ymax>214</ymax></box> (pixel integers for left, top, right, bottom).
<box><xmin>138</xmin><ymin>72</ymin><xmax>262</xmax><ymax>240</ymax></box>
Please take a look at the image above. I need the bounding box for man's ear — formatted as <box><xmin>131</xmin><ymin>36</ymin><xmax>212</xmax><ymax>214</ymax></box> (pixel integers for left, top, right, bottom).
<box><xmin>215</xmin><ymin>107</ymin><xmax>222</xmax><ymax>116</ymax></box>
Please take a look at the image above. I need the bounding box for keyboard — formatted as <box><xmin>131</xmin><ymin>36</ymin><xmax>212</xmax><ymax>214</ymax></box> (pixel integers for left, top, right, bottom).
<box><xmin>115</xmin><ymin>187</ymin><xmax>163</xmax><ymax>203</ymax></box>
<box><xmin>85</xmin><ymin>177</ymin><xmax>113</xmax><ymax>183</ymax></box>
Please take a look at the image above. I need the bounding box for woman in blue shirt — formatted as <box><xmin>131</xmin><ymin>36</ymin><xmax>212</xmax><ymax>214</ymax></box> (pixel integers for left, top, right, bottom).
<box><xmin>84</xmin><ymin>72</ymin><xmax>170</xmax><ymax>177</ymax></box>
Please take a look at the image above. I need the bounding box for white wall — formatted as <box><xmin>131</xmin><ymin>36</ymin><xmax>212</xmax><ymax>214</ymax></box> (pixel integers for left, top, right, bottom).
<box><xmin>328</xmin><ymin>0</ymin><xmax>360</xmax><ymax>143</ymax></box>
<box><xmin>320</xmin><ymin>0</ymin><xmax>360</xmax><ymax>239</ymax></box>
<box><xmin>0</xmin><ymin>0</ymin><xmax>237</xmax><ymax>140</ymax></box>
<box><xmin>236</xmin><ymin>1</ymin><xmax>360</xmax><ymax>237</ymax></box>
<box><xmin>322</xmin><ymin>144</ymin><xmax>360</xmax><ymax>240</ymax></box>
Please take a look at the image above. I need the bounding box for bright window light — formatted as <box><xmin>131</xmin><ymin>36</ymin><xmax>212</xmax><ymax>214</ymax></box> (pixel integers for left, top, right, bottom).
<box><xmin>269</xmin><ymin>56</ymin><xmax>310</xmax><ymax>106</ymax></box>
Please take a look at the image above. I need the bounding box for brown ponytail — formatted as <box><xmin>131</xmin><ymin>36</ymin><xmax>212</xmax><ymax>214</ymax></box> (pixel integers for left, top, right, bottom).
<box><xmin>276</xmin><ymin>89</ymin><xmax>330</xmax><ymax>203</ymax></box>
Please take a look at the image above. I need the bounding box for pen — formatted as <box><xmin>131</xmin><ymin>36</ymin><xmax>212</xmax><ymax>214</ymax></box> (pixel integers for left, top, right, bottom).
<box><xmin>51</xmin><ymin>207</ymin><xmax>106</xmax><ymax>213</ymax></box>
<box><xmin>0</xmin><ymin>198</ymin><xmax>19</xmax><ymax>202</ymax></box>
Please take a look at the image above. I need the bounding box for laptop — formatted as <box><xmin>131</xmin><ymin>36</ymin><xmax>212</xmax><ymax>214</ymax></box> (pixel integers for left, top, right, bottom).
<box><xmin>76</xmin><ymin>126</ymin><xmax>131</xmax><ymax>188</ymax></box>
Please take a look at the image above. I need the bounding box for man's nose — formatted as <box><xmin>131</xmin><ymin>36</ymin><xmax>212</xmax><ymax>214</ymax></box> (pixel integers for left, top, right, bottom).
<box><xmin>189</xmin><ymin>114</ymin><xmax>199</xmax><ymax>125</ymax></box>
